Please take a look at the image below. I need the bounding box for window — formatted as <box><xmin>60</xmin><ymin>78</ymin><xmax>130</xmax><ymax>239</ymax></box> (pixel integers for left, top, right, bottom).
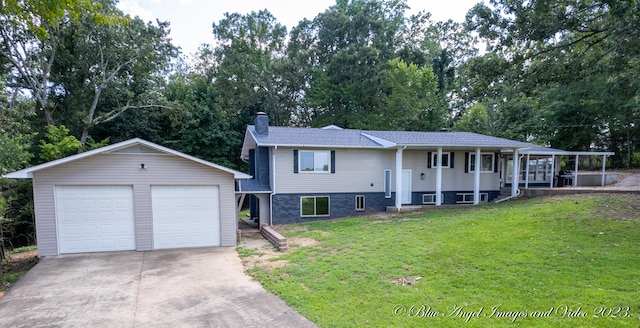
<box><xmin>456</xmin><ymin>193</ymin><xmax>488</xmax><ymax>204</ymax></box>
<box><xmin>430</xmin><ymin>152</ymin><xmax>451</xmax><ymax>168</ymax></box>
<box><xmin>422</xmin><ymin>193</ymin><xmax>444</xmax><ymax>205</ymax></box>
<box><xmin>384</xmin><ymin>170</ymin><xmax>392</xmax><ymax>198</ymax></box>
<box><xmin>300</xmin><ymin>150</ymin><xmax>331</xmax><ymax>172</ymax></box>
<box><xmin>301</xmin><ymin>196</ymin><xmax>330</xmax><ymax>217</ymax></box>
<box><xmin>355</xmin><ymin>195</ymin><xmax>365</xmax><ymax>211</ymax></box>
<box><xmin>468</xmin><ymin>153</ymin><xmax>494</xmax><ymax>172</ymax></box>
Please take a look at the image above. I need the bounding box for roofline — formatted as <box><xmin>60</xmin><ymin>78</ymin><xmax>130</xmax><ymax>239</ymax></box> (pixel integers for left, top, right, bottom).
<box><xmin>3</xmin><ymin>138</ymin><xmax>252</xmax><ymax>180</ymax></box>
<box><xmin>518</xmin><ymin>150</ymin><xmax>615</xmax><ymax>156</ymax></box>
<box><xmin>251</xmin><ymin>142</ymin><xmax>537</xmax><ymax>150</ymax></box>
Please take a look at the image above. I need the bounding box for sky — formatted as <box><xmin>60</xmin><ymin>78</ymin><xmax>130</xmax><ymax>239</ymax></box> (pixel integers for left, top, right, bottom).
<box><xmin>117</xmin><ymin>0</ymin><xmax>480</xmax><ymax>56</ymax></box>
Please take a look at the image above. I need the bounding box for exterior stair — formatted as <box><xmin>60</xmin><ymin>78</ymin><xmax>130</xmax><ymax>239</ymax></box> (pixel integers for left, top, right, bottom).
<box><xmin>494</xmin><ymin>187</ymin><xmax>519</xmax><ymax>202</ymax></box>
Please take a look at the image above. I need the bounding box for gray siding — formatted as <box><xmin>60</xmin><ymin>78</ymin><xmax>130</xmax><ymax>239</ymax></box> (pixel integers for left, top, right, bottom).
<box><xmin>32</xmin><ymin>153</ymin><xmax>237</xmax><ymax>256</ymax></box>
<box><xmin>273</xmin><ymin>148</ymin><xmax>500</xmax><ymax>194</ymax></box>
<box><xmin>402</xmin><ymin>150</ymin><xmax>500</xmax><ymax>191</ymax></box>
<box><xmin>274</xmin><ymin>148</ymin><xmax>396</xmax><ymax>193</ymax></box>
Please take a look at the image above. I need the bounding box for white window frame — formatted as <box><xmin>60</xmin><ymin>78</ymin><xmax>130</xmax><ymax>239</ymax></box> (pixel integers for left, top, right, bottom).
<box><xmin>456</xmin><ymin>193</ymin><xmax>488</xmax><ymax>204</ymax></box>
<box><xmin>468</xmin><ymin>153</ymin><xmax>494</xmax><ymax>173</ymax></box>
<box><xmin>355</xmin><ymin>195</ymin><xmax>365</xmax><ymax>211</ymax></box>
<box><xmin>430</xmin><ymin>152</ymin><xmax>451</xmax><ymax>168</ymax></box>
<box><xmin>422</xmin><ymin>193</ymin><xmax>444</xmax><ymax>205</ymax></box>
<box><xmin>384</xmin><ymin>169</ymin><xmax>392</xmax><ymax>199</ymax></box>
<box><xmin>299</xmin><ymin>150</ymin><xmax>331</xmax><ymax>173</ymax></box>
<box><xmin>300</xmin><ymin>196</ymin><xmax>330</xmax><ymax>217</ymax></box>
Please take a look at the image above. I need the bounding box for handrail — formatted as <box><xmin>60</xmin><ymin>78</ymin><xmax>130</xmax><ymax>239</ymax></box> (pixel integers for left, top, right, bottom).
<box><xmin>494</xmin><ymin>188</ymin><xmax>521</xmax><ymax>203</ymax></box>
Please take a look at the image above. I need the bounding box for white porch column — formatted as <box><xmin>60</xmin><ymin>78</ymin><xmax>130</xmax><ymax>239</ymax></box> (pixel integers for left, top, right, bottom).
<box><xmin>550</xmin><ymin>154</ymin><xmax>555</xmax><ymax>188</ymax></box>
<box><xmin>395</xmin><ymin>147</ymin><xmax>404</xmax><ymax>210</ymax></box>
<box><xmin>524</xmin><ymin>153</ymin><xmax>530</xmax><ymax>189</ymax></box>
<box><xmin>474</xmin><ymin>147</ymin><xmax>481</xmax><ymax>205</ymax></box>
<box><xmin>435</xmin><ymin>147</ymin><xmax>443</xmax><ymax>206</ymax></box>
<box><xmin>256</xmin><ymin>193</ymin><xmax>271</xmax><ymax>227</ymax></box>
<box><xmin>601</xmin><ymin>155</ymin><xmax>607</xmax><ymax>186</ymax></box>
<box><xmin>511</xmin><ymin>149</ymin><xmax>520</xmax><ymax>197</ymax></box>
<box><xmin>573</xmin><ymin>155</ymin><xmax>579</xmax><ymax>187</ymax></box>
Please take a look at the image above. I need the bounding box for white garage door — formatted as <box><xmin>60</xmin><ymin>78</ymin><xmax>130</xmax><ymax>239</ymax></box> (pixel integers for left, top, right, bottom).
<box><xmin>151</xmin><ymin>186</ymin><xmax>220</xmax><ymax>249</ymax></box>
<box><xmin>56</xmin><ymin>186</ymin><xmax>135</xmax><ymax>254</ymax></box>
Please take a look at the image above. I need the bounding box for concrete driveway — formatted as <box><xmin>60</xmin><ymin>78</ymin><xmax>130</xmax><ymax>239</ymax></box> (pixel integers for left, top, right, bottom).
<box><xmin>0</xmin><ymin>248</ymin><xmax>317</xmax><ymax>327</ymax></box>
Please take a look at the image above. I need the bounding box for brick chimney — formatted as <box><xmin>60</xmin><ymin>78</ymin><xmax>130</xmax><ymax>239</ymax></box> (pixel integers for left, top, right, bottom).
<box><xmin>254</xmin><ymin>112</ymin><xmax>269</xmax><ymax>136</ymax></box>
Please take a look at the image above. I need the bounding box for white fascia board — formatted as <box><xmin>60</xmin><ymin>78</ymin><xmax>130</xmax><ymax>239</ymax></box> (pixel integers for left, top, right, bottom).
<box><xmin>3</xmin><ymin>138</ymin><xmax>252</xmax><ymax>180</ymax></box>
<box><xmin>360</xmin><ymin>133</ymin><xmax>397</xmax><ymax>148</ymax></box>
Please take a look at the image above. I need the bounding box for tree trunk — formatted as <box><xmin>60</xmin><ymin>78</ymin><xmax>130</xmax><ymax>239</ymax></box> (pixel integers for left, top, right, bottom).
<box><xmin>79</xmin><ymin>88</ymin><xmax>103</xmax><ymax>148</ymax></box>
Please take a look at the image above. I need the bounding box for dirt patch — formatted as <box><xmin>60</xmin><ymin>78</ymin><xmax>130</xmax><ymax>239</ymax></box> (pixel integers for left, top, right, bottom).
<box><xmin>594</xmin><ymin>194</ymin><xmax>640</xmax><ymax>220</ymax></box>
<box><xmin>1</xmin><ymin>250</ymin><xmax>39</xmax><ymax>298</ymax></box>
<box><xmin>288</xmin><ymin>237</ymin><xmax>319</xmax><ymax>247</ymax></box>
<box><xmin>390</xmin><ymin>276</ymin><xmax>421</xmax><ymax>286</ymax></box>
<box><xmin>237</xmin><ymin>227</ymin><xmax>321</xmax><ymax>272</ymax></box>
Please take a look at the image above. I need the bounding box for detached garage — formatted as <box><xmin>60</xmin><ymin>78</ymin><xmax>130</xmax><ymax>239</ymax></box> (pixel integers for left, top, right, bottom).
<box><xmin>3</xmin><ymin>138</ymin><xmax>251</xmax><ymax>256</ymax></box>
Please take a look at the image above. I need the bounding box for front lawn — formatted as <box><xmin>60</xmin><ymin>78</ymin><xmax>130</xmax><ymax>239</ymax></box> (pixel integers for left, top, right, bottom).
<box><xmin>244</xmin><ymin>194</ymin><xmax>640</xmax><ymax>327</ymax></box>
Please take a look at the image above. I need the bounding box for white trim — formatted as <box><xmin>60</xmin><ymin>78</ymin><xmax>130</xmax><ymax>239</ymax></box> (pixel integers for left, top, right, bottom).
<box><xmin>457</xmin><ymin>192</ymin><xmax>488</xmax><ymax>204</ymax></box>
<box><xmin>401</xmin><ymin>169</ymin><xmax>412</xmax><ymax>205</ymax></box>
<box><xmin>4</xmin><ymin>138</ymin><xmax>252</xmax><ymax>179</ymax></box>
<box><xmin>435</xmin><ymin>147</ymin><xmax>443</xmax><ymax>206</ymax></box>
<box><xmin>473</xmin><ymin>148</ymin><xmax>481</xmax><ymax>205</ymax></box>
<box><xmin>422</xmin><ymin>193</ymin><xmax>444</xmax><ymax>205</ymax></box>
<box><xmin>298</xmin><ymin>150</ymin><xmax>331</xmax><ymax>173</ymax></box>
<box><xmin>300</xmin><ymin>196</ymin><xmax>330</xmax><ymax>217</ymax></box>
<box><xmin>360</xmin><ymin>132</ymin><xmax>397</xmax><ymax>148</ymax></box>
<box><xmin>355</xmin><ymin>195</ymin><xmax>365</xmax><ymax>211</ymax></box>
<box><xmin>468</xmin><ymin>152</ymin><xmax>495</xmax><ymax>173</ymax></box>
<box><xmin>430</xmin><ymin>151</ymin><xmax>451</xmax><ymax>168</ymax></box>
<box><xmin>384</xmin><ymin>169</ymin><xmax>392</xmax><ymax>199</ymax></box>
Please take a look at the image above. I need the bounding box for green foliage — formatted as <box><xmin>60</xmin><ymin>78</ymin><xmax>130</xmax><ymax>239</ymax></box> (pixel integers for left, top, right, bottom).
<box><xmin>454</xmin><ymin>103</ymin><xmax>489</xmax><ymax>134</ymax></box>
<box><xmin>384</xmin><ymin>58</ymin><xmax>447</xmax><ymax>130</ymax></box>
<box><xmin>9</xmin><ymin>245</ymin><xmax>37</xmax><ymax>254</ymax></box>
<box><xmin>38</xmin><ymin>125</ymin><xmax>82</xmax><ymax>161</ymax></box>
<box><xmin>466</xmin><ymin>0</ymin><xmax>640</xmax><ymax>165</ymax></box>
<box><xmin>250</xmin><ymin>195</ymin><xmax>640</xmax><ymax>327</ymax></box>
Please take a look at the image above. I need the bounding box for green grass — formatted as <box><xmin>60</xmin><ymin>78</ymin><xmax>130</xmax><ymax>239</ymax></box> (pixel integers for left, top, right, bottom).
<box><xmin>9</xmin><ymin>245</ymin><xmax>37</xmax><ymax>254</ymax></box>
<box><xmin>248</xmin><ymin>194</ymin><xmax>640</xmax><ymax>327</ymax></box>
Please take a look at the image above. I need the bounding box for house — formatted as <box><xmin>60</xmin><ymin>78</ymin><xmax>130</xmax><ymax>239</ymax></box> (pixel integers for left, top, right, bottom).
<box><xmin>240</xmin><ymin>113</ymin><xmax>615</xmax><ymax>225</ymax></box>
<box><xmin>3</xmin><ymin>138</ymin><xmax>251</xmax><ymax>256</ymax></box>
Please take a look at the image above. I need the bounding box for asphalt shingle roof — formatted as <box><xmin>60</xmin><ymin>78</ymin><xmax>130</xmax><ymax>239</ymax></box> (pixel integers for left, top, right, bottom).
<box><xmin>248</xmin><ymin>125</ymin><xmax>535</xmax><ymax>149</ymax></box>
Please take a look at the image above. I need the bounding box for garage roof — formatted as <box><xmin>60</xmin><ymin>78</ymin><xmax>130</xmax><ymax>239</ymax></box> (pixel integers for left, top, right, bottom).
<box><xmin>3</xmin><ymin>138</ymin><xmax>252</xmax><ymax>179</ymax></box>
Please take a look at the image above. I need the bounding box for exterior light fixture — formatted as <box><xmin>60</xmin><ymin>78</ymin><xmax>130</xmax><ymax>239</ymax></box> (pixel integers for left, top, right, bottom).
<box><xmin>420</xmin><ymin>172</ymin><xmax>425</xmax><ymax>180</ymax></box>
<box><xmin>140</xmin><ymin>163</ymin><xmax>146</xmax><ymax>169</ymax></box>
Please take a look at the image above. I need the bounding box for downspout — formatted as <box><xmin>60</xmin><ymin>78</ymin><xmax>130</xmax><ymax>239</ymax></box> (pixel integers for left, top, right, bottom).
<box><xmin>601</xmin><ymin>154</ymin><xmax>607</xmax><ymax>186</ymax></box>
<box><xmin>550</xmin><ymin>154</ymin><xmax>555</xmax><ymax>189</ymax></box>
<box><xmin>270</xmin><ymin>146</ymin><xmax>277</xmax><ymax>226</ymax></box>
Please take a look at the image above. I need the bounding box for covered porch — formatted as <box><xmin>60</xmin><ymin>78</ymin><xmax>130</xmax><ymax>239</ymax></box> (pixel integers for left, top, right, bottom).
<box><xmin>505</xmin><ymin>148</ymin><xmax>615</xmax><ymax>190</ymax></box>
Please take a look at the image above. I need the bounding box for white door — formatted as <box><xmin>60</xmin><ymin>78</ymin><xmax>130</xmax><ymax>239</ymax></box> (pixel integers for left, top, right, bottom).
<box><xmin>152</xmin><ymin>186</ymin><xmax>220</xmax><ymax>249</ymax></box>
<box><xmin>402</xmin><ymin>170</ymin><xmax>412</xmax><ymax>204</ymax></box>
<box><xmin>56</xmin><ymin>186</ymin><xmax>135</xmax><ymax>254</ymax></box>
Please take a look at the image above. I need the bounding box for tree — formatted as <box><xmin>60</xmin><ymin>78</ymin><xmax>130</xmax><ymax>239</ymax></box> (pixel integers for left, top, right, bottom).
<box><xmin>50</xmin><ymin>1</ymin><xmax>178</xmax><ymax>146</ymax></box>
<box><xmin>466</xmin><ymin>0</ymin><xmax>640</xmax><ymax>165</ymax></box>
<box><xmin>211</xmin><ymin>10</ymin><xmax>289</xmax><ymax>127</ymax></box>
<box><xmin>454</xmin><ymin>103</ymin><xmax>489</xmax><ymax>134</ymax></box>
<box><xmin>0</xmin><ymin>78</ymin><xmax>34</xmax><ymax>259</ymax></box>
<box><xmin>0</xmin><ymin>0</ymin><xmax>119</xmax><ymax>125</ymax></box>
<box><xmin>303</xmin><ymin>0</ymin><xmax>410</xmax><ymax>129</ymax></box>
<box><xmin>383</xmin><ymin>58</ymin><xmax>446</xmax><ymax>130</ymax></box>
<box><xmin>163</xmin><ymin>73</ymin><xmax>244</xmax><ymax>170</ymax></box>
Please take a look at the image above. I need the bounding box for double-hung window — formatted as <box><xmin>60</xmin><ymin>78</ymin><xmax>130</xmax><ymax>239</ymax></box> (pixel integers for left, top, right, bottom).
<box><xmin>300</xmin><ymin>150</ymin><xmax>331</xmax><ymax>173</ymax></box>
<box><xmin>468</xmin><ymin>153</ymin><xmax>494</xmax><ymax>173</ymax></box>
<box><xmin>430</xmin><ymin>152</ymin><xmax>451</xmax><ymax>168</ymax></box>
